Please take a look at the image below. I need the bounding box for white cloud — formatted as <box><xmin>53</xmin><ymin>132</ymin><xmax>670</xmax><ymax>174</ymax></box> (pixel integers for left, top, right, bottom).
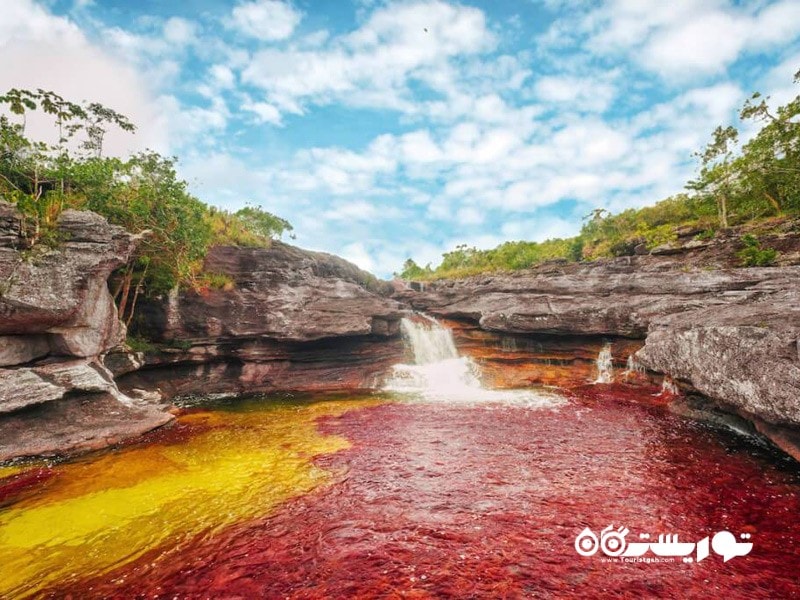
<box><xmin>163</xmin><ymin>17</ymin><xmax>197</xmax><ymax>46</ymax></box>
<box><xmin>241</xmin><ymin>0</ymin><xmax>496</xmax><ymax>118</ymax></box>
<box><xmin>543</xmin><ymin>0</ymin><xmax>800</xmax><ymax>79</ymax></box>
<box><xmin>241</xmin><ymin>97</ymin><xmax>282</xmax><ymax>125</ymax></box>
<box><xmin>0</xmin><ymin>0</ymin><xmax>166</xmax><ymax>155</ymax></box>
<box><xmin>534</xmin><ymin>74</ymin><xmax>617</xmax><ymax>113</ymax></box>
<box><xmin>230</xmin><ymin>0</ymin><xmax>302</xmax><ymax>41</ymax></box>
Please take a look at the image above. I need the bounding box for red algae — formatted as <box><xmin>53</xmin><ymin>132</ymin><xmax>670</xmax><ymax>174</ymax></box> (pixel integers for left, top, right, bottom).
<box><xmin>61</xmin><ymin>390</ymin><xmax>800</xmax><ymax>599</ymax></box>
<box><xmin>0</xmin><ymin>468</ymin><xmax>55</xmax><ymax>507</ymax></box>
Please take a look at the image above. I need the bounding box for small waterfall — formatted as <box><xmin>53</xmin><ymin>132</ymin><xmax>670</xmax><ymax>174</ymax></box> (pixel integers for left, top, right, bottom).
<box><xmin>384</xmin><ymin>316</ymin><xmax>563</xmax><ymax>408</ymax></box>
<box><xmin>594</xmin><ymin>343</ymin><xmax>614</xmax><ymax>384</ymax></box>
<box><xmin>400</xmin><ymin>316</ymin><xmax>459</xmax><ymax>364</ymax></box>
<box><xmin>659</xmin><ymin>376</ymin><xmax>679</xmax><ymax>396</ymax></box>
<box><xmin>622</xmin><ymin>355</ymin><xmax>646</xmax><ymax>381</ymax></box>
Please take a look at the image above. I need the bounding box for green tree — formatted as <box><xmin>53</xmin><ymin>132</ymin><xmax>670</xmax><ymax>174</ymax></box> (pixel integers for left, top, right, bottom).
<box><xmin>234</xmin><ymin>205</ymin><xmax>294</xmax><ymax>240</ymax></box>
<box><xmin>688</xmin><ymin>125</ymin><xmax>739</xmax><ymax>228</ymax></box>
<box><xmin>396</xmin><ymin>258</ymin><xmax>430</xmax><ymax>280</ymax></box>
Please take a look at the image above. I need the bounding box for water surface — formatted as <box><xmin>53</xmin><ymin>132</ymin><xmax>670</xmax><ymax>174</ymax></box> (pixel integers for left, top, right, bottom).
<box><xmin>1</xmin><ymin>388</ymin><xmax>799</xmax><ymax>598</ymax></box>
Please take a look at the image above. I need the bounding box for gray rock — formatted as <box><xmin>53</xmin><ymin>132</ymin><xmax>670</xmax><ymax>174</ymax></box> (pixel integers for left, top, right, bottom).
<box><xmin>636</xmin><ymin>290</ymin><xmax>800</xmax><ymax>426</ymax></box>
<box><xmin>0</xmin><ymin>202</ymin><xmax>135</xmax><ymax>357</ymax></box>
<box><xmin>397</xmin><ymin>258</ymin><xmax>800</xmax><ymax>432</ymax></box>
<box><xmin>0</xmin><ymin>334</ymin><xmax>49</xmax><ymax>367</ymax></box>
<box><xmin>0</xmin><ymin>369</ymin><xmax>64</xmax><ymax>413</ymax></box>
<box><xmin>127</xmin><ymin>243</ymin><xmax>408</xmax><ymax>397</ymax></box>
<box><xmin>0</xmin><ymin>203</ymin><xmax>171</xmax><ymax>461</ymax></box>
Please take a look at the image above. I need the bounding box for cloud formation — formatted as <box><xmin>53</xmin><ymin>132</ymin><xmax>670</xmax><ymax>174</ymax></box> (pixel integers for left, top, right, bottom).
<box><xmin>0</xmin><ymin>0</ymin><xmax>798</xmax><ymax>276</ymax></box>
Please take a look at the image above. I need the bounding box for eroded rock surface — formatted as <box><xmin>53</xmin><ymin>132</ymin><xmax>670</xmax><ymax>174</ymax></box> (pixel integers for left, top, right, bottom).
<box><xmin>396</xmin><ymin>256</ymin><xmax>800</xmax><ymax>450</ymax></box>
<box><xmin>125</xmin><ymin>243</ymin><xmax>408</xmax><ymax>397</ymax></box>
<box><xmin>0</xmin><ymin>203</ymin><xmax>172</xmax><ymax>461</ymax></box>
<box><xmin>0</xmin><ymin>204</ymin><xmax>136</xmax><ymax>360</ymax></box>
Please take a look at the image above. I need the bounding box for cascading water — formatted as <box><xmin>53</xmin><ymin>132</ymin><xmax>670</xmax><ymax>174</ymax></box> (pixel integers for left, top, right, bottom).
<box><xmin>594</xmin><ymin>342</ymin><xmax>614</xmax><ymax>383</ymax></box>
<box><xmin>622</xmin><ymin>354</ymin><xmax>646</xmax><ymax>381</ymax></box>
<box><xmin>659</xmin><ymin>375</ymin><xmax>679</xmax><ymax>396</ymax></box>
<box><xmin>384</xmin><ymin>316</ymin><xmax>562</xmax><ymax>408</ymax></box>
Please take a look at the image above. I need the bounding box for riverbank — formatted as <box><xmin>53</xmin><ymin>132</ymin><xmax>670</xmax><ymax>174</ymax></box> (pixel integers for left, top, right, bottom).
<box><xmin>1</xmin><ymin>203</ymin><xmax>799</xmax><ymax>463</ymax></box>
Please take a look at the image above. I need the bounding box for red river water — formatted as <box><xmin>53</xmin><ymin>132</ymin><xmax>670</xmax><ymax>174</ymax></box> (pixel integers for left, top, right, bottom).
<box><xmin>34</xmin><ymin>384</ymin><xmax>800</xmax><ymax>599</ymax></box>
<box><xmin>3</xmin><ymin>317</ymin><xmax>800</xmax><ymax>598</ymax></box>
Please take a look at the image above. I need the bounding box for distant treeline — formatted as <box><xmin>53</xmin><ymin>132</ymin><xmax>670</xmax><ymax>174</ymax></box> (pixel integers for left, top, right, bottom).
<box><xmin>399</xmin><ymin>69</ymin><xmax>800</xmax><ymax>281</ymax></box>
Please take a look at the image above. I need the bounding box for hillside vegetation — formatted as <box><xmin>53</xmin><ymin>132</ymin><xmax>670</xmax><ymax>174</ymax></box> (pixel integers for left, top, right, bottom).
<box><xmin>0</xmin><ymin>88</ymin><xmax>292</xmax><ymax>324</ymax></box>
<box><xmin>399</xmin><ymin>70</ymin><xmax>800</xmax><ymax>281</ymax></box>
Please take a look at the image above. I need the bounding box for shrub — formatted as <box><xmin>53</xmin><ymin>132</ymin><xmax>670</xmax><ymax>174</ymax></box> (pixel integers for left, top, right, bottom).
<box><xmin>738</xmin><ymin>234</ymin><xmax>778</xmax><ymax>266</ymax></box>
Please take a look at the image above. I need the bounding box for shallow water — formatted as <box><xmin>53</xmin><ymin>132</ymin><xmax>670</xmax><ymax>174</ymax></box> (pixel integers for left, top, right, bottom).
<box><xmin>2</xmin><ymin>388</ymin><xmax>800</xmax><ymax>599</ymax></box>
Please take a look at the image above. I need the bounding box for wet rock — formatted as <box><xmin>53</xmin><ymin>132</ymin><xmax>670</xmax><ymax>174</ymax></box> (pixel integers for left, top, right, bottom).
<box><xmin>0</xmin><ymin>392</ymin><xmax>173</xmax><ymax>462</ymax></box>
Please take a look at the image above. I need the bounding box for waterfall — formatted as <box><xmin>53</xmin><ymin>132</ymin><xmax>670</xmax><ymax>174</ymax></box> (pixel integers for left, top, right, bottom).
<box><xmin>384</xmin><ymin>316</ymin><xmax>563</xmax><ymax>408</ymax></box>
<box><xmin>659</xmin><ymin>376</ymin><xmax>679</xmax><ymax>396</ymax></box>
<box><xmin>400</xmin><ymin>316</ymin><xmax>459</xmax><ymax>364</ymax></box>
<box><xmin>594</xmin><ymin>343</ymin><xmax>614</xmax><ymax>384</ymax></box>
<box><xmin>622</xmin><ymin>355</ymin><xmax>646</xmax><ymax>380</ymax></box>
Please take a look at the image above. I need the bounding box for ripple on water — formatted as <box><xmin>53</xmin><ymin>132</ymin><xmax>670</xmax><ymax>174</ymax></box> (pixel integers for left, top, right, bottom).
<box><xmin>41</xmin><ymin>388</ymin><xmax>800</xmax><ymax>599</ymax></box>
<box><xmin>0</xmin><ymin>397</ymin><xmax>382</xmax><ymax>599</ymax></box>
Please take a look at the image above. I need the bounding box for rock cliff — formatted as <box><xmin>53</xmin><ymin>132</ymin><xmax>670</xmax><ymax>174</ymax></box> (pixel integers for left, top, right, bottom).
<box><xmin>3</xmin><ymin>201</ymin><xmax>799</xmax><ymax>464</ymax></box>
<box><xmin>0</xmin><ymin>202</ymin><xmax>172</xmax><ymax>461</ymax></box>
<box><xmin>395</xmin><ymin>244</ymin><xmax>800</xmax><ymax>458</ymax></box>
<box><xmin>115</xmin><ymin>243</ymin><xmax>407</xmax><ymax>398</ymax></box>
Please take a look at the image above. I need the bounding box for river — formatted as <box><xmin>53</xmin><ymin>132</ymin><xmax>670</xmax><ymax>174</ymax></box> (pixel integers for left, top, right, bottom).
<box><xmin>1</xmin><ymin>319</ymin><xmax>799</xmax><ymax>598</ymax></box>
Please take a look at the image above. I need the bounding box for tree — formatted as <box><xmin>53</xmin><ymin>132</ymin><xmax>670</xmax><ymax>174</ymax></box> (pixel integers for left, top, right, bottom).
<box><xmin>234</xmin><ymin>205</ymin><xmax>294</xmax><ymax>240</ymax></box>
<box><xmin>688</xmin><ymin>125</ymin><xmax>739</xmax><ymax>228</ymax></box>
<box><xmin>0</xmin><ymin>88</ymin><xmax>136</xmax><ymax>243</ymax></box>
<box><xmin>396</xmin><ymin>258</ymin><xmax>431</xmax><ymax>280</ymax></box>
<box><xmin>738</xmin><ymin>89</ymin><xmax>800</xmax><ymax>216</ymax></box>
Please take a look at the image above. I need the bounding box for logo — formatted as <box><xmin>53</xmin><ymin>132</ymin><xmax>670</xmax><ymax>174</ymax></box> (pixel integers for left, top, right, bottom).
<box><xmin>575</xmin><ymin>525</ymin><xmax>753</xmax><ymax>564</ymax></box>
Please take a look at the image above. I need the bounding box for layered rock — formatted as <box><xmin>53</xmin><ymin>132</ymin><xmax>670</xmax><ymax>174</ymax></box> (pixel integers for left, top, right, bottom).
<box><xmin>0</xmin><ymin>203</ymin><xmax>172</xmax><ymax>461</ymax></box>
<box><xmin>122</xmin><ymin>243</ymin><xmax>407</xmax><ymax>397</ymax></box>
<box><xmin>395</xmin><ymin>254</ymin><xmax>800</xmax><ymax>457</ymax></box>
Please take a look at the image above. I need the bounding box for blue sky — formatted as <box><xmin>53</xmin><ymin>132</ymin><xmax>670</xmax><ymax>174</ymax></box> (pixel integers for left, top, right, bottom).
<box><xmin>1</xmin><ymin>0</ymin><xmax>799</xmax><ymax>276</ymax></box>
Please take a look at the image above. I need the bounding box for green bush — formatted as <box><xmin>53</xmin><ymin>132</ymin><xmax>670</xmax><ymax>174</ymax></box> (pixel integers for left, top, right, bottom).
<box><xmin>738</xmin><ymin>234</ymin><xmax>778</xmax><ymax>266</ymax></box>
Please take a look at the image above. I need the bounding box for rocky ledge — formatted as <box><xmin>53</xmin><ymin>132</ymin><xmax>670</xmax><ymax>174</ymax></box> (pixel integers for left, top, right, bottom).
<box><xmin>0</xmin><ymin>202</ymin><xmax>172</xmax><ymax>461</ymax></box>
<box><xmin>395</xmin><ymin>240</ymin><xmax>800</xmax><ymax>459</ymax></box>
<box><xmin>115</xmin><ymin>243</ymin><xmax>407</xmax><ymax>399</ymax></box>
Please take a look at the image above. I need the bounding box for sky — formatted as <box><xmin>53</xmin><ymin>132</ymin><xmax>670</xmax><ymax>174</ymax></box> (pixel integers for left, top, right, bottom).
<box><xmin>1</xmin><ymin>0</ymin><xmax>799</xmax><ymax>277</ymax></box>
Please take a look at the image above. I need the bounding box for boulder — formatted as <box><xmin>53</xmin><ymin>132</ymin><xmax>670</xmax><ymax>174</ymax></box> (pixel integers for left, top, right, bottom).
<box><xmin>0</xmin><ymin>204</ymin><xmax>171</xmax><ymax>461</ymax></box>
<box><xmin>0</xmin><ymin>204</ymin><xmax>135</xmax><ymax>359</ymax></box>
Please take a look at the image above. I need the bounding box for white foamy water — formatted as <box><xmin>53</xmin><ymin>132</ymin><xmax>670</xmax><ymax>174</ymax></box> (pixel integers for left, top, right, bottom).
<box><xmin>594</xmin><ymin>343</ymin><xmax>614</xmax><ymax>384</ymax></box>
<box><xmin>622</xmin><ymin>354</ymin><xmax>646</xmax><ymax>381</ymax></box>
<box><xmin>384</xmin><ymin>316</ymin><xmax>564</xmax><ymax>409</ymax></box>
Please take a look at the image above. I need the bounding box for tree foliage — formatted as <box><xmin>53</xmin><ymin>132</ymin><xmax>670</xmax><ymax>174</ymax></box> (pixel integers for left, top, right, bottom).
<box><xmin>0</xmin><ymin>88</ymin><xmax>291</xmax><ymax>324</ymax></box>
<box><xmin>400</xmin><ymin>70</ymin><xmax>800</xmax><ymax>280</ymax></box>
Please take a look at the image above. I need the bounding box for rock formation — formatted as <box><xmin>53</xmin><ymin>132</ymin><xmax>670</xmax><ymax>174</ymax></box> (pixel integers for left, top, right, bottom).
<box><xmin>0</xmin><ymin>202</ymin><xmax>172</xmax><ymax>461</ymax></box>
<box><xmin>2</xmin><ymin>201</ymin><xmax>799</xmax><ymax>463</ymax></box>
<box><xmin>393</xmin><ymin>239</ymin><xmax>800</xmax><ymax>459</ymax></box>
<box><xmin>115</xmin><ymin>243</ymin><xmax>407</xmax><ymax>398</ymax></box>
